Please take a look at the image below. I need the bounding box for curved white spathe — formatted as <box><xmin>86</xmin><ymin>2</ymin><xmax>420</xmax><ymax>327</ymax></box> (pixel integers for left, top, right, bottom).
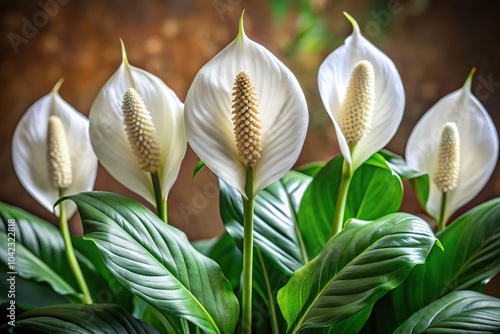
<box><xmin>318</xmin><ymin>12</ymin><xmax>405</xmax><ymax>171</ymax></box>
<box><xmin>12</xmin><ymin>80</ymin><xmax>98</xmax><ymax>217</ymax></box>
<box><xmin>184</xmin><ymin>14</ymin><xmax>309</xmax><ymax>198</ymax></box>
<box><xmin>89</xmin><ymin>42</ymin><xmax>187</xmax><ymax>205</ymax></box>
<box><xmin>406</xmin><ymin>69</ymin><xmax>499</xmax><ymax>221</ymax></box>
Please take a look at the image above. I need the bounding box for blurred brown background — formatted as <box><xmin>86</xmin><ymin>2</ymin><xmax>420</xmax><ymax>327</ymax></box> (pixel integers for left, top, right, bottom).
<box><xmin>1</xmin><ymin>0</ymin><xmax>499</xmax><ymax>293</ymax></box>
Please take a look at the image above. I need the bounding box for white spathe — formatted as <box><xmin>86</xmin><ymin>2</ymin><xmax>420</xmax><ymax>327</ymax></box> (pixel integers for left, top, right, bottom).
<box><xmin>12</xmin><ymin>80</ymin><xmax>98</xmax><ymax>217</ymax></box>
<box><xmin>318</xmin><ymin>12</ymin><xmax>405</xmax><ymax>171</ymax></box>
<box><xmin>406</xmin><ymin>70</ymin><xmax>499</xmax><ymax>221</ymax></box>
<box><xmin>89</xmin><ymin>42</ymin><xmax>187</xmax><ymax>205</ymax></box>
<box><xmin>184</xmin><ymin>14</ymin><xmax>309</xmax><ymax>198</ymax></box>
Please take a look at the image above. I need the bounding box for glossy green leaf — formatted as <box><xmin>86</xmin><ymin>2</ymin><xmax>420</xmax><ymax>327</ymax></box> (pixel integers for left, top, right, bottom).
<box><xmin>1</xmin><ymin>303</ymin><xmax>157</xmax><ymax>333</ymax></box>
<box><xmin>193</xmin><ymin>232</ymin><xmax>242</xmax><ymax>292</ymax></box>
<box><xmin>379</xmin><ymin>149</ymin><xmax>422</xmax><ymax>180</ymax></box>
<box><xmin>394</xmin><ymin>291</ymin><xmax>500</xmax><ymax>333</ymax></box>
<box><xmin>297</xmin><ymin>154</ymin><xmax>403</xmax><ymax>259</ymax></box>
<box><xmin>253</xmin><ymin>248</ymin><xmax>289</xmax><ymax>333</ymax></box>
<box><xmin>133</xmin><ymin>297</ymin><xmax>185</xmax><ymax>334</ymax></box>
<box><xmin>371</xmin><ymin>198</ymin><xmax>500</xmax><ymax>333</ymax></box>
<box><xmin>410</xmin><ymin>174</ymin><xmax>430</xmax><ymax>213</ymax></box>
<box><xmin>220</xmin><ymin>171</ymin><xmax>311</xmax><ymax>275</ymax></box>
<box><xmin>62</xmin><ymin>192</ymin><xmax>239</xmax><ymax>334</ymax></box>
<box><xmin>307</xmin><ymin>306</ymin><xmax>373</xmax><ymax>334</ymax></box>
<box><xmin>0</xmin><ymin>262</ymin><xmax>68</xmax><ymax>309</ymax></box>
<box><xmin>277</xmin><ymin>213</ymin><xmax>438</xmax><ymax>333</ymax></box>
<box><xmin>0</xmin><ymin>202</ymin><xmax>80</xmax><ymax>301</ymax></box>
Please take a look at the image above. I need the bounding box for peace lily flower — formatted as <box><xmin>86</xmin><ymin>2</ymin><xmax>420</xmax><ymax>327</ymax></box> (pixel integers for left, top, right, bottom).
<box><xmin>318</xmin><ymin>12</ymin><xmax>405</xmax><ymax>172</ymax></box>
<box><xmin>406</xmin><ymin>69</ymin><xmax>499</xmax><ymax>229</ymax></box>
<box><xmin>89</xmin><ymin>41</ymin><xmax>187</xmax><ymax>220</ymax></box>
<box><xmin>184</xmin><ymin>15</ymin><xmax>308</xmax><ymax>199</ymax></box>
<box><xmin>12</xmin><ymin>79</ymin><xmax>98</xmax><ymax>218</ymax></box>
<box><xmin>184</xmin><ymin>13</ymin><xmax>308</xmax><ymax>333</ymax></box>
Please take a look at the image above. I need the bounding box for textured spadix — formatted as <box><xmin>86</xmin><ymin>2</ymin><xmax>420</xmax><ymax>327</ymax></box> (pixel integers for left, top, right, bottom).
<box><xmin>12</xmin><ymin>80</ymin><xmax>97</xmax><ymax>217</ymax></box>
<box><xmin>406</xmin><ymin>70</ymin><xmax>498</xmax><ymax>221</ymax></box>
<box><xmin>184</xmin><ymin>14</ymin><xmax>308</xmax><ymax>198</ymax></box>
<box><xmin>318</xmin><ymin>13</ymin><xmax>405</xmax><ymax>171</ymax></box>
<box><xmin>89</xmin><ymin>42</ymin><xmax>187</xmax><ymax>205</ymax></box>
<box><xmin>47</xmin><ymin>115</ymin><xmax>73</xmax><ymax>189</ymax></box>
<box><xmin>434</xmin><ymin>122</ymin><xmax>460</xmax><ymax>193</ymax></box>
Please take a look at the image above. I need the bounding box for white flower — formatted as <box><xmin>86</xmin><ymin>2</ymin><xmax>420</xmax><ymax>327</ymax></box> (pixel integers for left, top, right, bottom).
<box><xmin>406</xmin><ymin>69</ymin><xmax>499</xmax><ymax>222</ymax></box>
<box><xmin>184</xmin><ymin>14</ymin><xmax>308</xmax><ymax>198</ymax></box>
<box><xmin>12</xmin><ymin>80</ymin><xmax>98</xmax><ymax>217</ymax></box>
<box><xmin>318</xmin><ymin>12</ymin><xmax>405</xmax><ymax>171</ymax></box>
<box><xmin>89</xmin><ymin>42</ymin><xmax>187</xmax><ymax>205</ymax></box>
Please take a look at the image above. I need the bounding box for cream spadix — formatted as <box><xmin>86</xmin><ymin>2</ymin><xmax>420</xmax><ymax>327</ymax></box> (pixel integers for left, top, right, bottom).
<box><xmin>47</xmin><ymin>115</ymin><xmax>73</xmax><ymax>189</ymax></box>
<box><xmin>434</xmin><ymin>122</ymin><xmax>460</xmax><ymax>193</ymax></box>
<box><xmin>122</xmin><ymin>87</ymin><xmax>161</xmax><ymax>173</ymax></box>
<box><xmin>12</xmin><ymin>80</ymin><xmax>97</xmax><ymax>217</ymax></box>
<box><xmin>406</xmin><ymin>69</ymin><xmax>498</xmax><ymax>222</ymax></box>
<box><xmin>89</xmin><ymin>42</ymin><xmax>187</xmax><ymax>205</ymax></box>
<box><xmin>184</xmin><ymin>14</ymin><xmax>308</xmax><ymax>198</ymax></box>
<box><xmin>318</xmin><ymin>13</ymin><xmax>404</xmax><ymax>171</ymax></box>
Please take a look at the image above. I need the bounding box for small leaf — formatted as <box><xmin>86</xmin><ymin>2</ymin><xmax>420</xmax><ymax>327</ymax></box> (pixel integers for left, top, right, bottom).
<box><xmin>277</xmin><ymin>213</ymin><xmax>438</xmax><ymax>332</ymax></box>
<box><xmin>394</xmin><ymin>291</ymin><xmax>500</xmax><ymax>333</ymax></box>
<box><xmin>297</xmin><ymin>154</ymin><xmax>403</xmax><ymax>259</ymax></box>
<box><xmin>193</xmin><ymin>160</ymin><xmax>207</xmax><ymax>181</ymax></box>
<box><xmin>62</xmin><ymin>192</ymin><xmax>239</xmax><ymax>334</ymax></box>
<box><xmin>0</xmin><ymin>303</ymin><xmax>158</xmax><ymax>333</ymax></box>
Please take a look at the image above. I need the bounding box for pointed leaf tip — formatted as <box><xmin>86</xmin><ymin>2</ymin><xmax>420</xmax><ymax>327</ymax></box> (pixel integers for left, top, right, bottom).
<box><xmin>120</xmin><ymin>38</ymin><xmax>129</xmax><ymax>65</ymax></box>
<box><xmin>52</xmin><ymin>78</ymin><xmax>64</xmax><ymax>94</ymax></box>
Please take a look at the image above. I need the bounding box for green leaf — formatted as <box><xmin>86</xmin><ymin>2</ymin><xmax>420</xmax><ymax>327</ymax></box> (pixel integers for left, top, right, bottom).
<box><xmin>253</xmin><ymin>248</ymin><xmax>289</xmax><ymax>333</ymax></box>
<box><xmin>410</xmin><ymin>174</ymin><xmax>430</xmax><ymax>212</ymax></box>
<box><xmin>379</xmin><ymin>149</ymin><xmax>422</xmax><ymax>180</ymax></box>
<box><xmin>277</xmin><ymin>213</ymin><xmax>438</xmax><ymax>333</ymax></box>
<box><xmin>1</xmin><ymin>303</ymin><xmax>158</xmax><ymax>333</ymax></box>
<box><xmin>220</xmin><ymin>171</ymin><xmax>311</xmax><ymax>275</ymax></box>
<box><xmin>307</xmin><ymin>306</ymin><xmax>373</xmax><ymax>334</ymax></box>
<box><xmin>370</xmin><ymin>198</ymin><xmax>500</xmax><ymax>333</ymax></box>
<box><xmin>193</xmin><ymin>232</ymin><xmax>243</xmax><ymax>292</ymax></box>
<box><xmin>62</xmin><ymin>192</ymin><xmax>239</xmax><ymax>334</ymax></box>
<box><xmin>0</xmin><ymin>202</ymin><xmax>80</xmax><ymax>301</ymax></box>
<box><xmin>295</xmin><ymin>161</ymin><xmax>325</xmax><ymax>177</ymax></box>
<box><xmin>133</xmin><ymin>297</ymin><xmax>185</xmax><ymax>334</ymax></box>
<box><xmin>297</xmin><ymin>154</ymin><xmax>403</xmax><ymax>259</ymax></box>
<box><xmin>0</xmin><ymin>262</ymin><xmax>68</xmax><ymax>309</ymax></box>
<box><xmin>193</xmin><ymin>160</ymin><xmax>206</xmax><ymax>181</ymax></box>
<box><xmin>393</xmin><ymin>291</ymin><xmax>500</xmax><ymax>333</ymax></box>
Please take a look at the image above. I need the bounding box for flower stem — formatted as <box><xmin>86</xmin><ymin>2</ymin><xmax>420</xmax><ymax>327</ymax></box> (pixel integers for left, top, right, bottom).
<box><xmin>242</xmin><ymin>167</ymin><xmax>255</xmax><ymax>334</ymax></box>
<box><xmin>437</xmin><ymin>191</ymin><xmax>448</xmax><ymax>231</ymax></box>
<box><xmin>58</xmin><ymin>189</ymin><xmax>92</xmax><ymax>304</ymax></box>
<box><xmin>331</xmin><ymin>159</ymin><xmax>352</xmax><ymax>238</ymax></box>
<box><xmin>151</xmin><ymin>171</ymin><xmax>167</xmax><ymax>223</ymax></box>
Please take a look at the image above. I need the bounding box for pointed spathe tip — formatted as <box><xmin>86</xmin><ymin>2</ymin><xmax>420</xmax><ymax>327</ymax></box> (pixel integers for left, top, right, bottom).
<box><xmin>343</xmin><ymin>11</ymin><xmax>360</xmax><ymax>35</ymax></box>
<box><xmin>464</xmin><ymin>67</ymin><xmax>476</xmax><ymax>92</ymax></box>
<box><xmin>52</xmin><ymin>78</ymin><xmax>64</xmax><ymax>94</ymax></box>
<box><xmin>237</xmin><ymin>10</ymin><xmax>246</xmax><ymax>41</ymax></box>
<box><xmin>120</xmin><ymin>38</ymin><xmax>129</xmax><ymax>66</ymax></box>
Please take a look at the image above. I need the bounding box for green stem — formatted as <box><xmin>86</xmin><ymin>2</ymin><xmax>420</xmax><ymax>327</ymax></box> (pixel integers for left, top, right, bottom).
<box><xmin>58</xmin><ymin>189</ymin><xmax>92</xmax><ymax>304</ymax></box>
<box><xmin>331</xmin><ymin>159</ymin><xmax>352</xmax><ymax>238</ymax></box>
<box><xmin>242</xmin><ymin>167</ymin><xmax>255</xmax><ymax>334</ymax></box>
<box><xmin>437</xmin><ymin>191</ymin><xmax>448</xmax><ymax>231</ymax></box>
<box><xmin>151</xmin><ymin>171</ymin><xmax>167</xmax><ymax>223</ymax></box>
